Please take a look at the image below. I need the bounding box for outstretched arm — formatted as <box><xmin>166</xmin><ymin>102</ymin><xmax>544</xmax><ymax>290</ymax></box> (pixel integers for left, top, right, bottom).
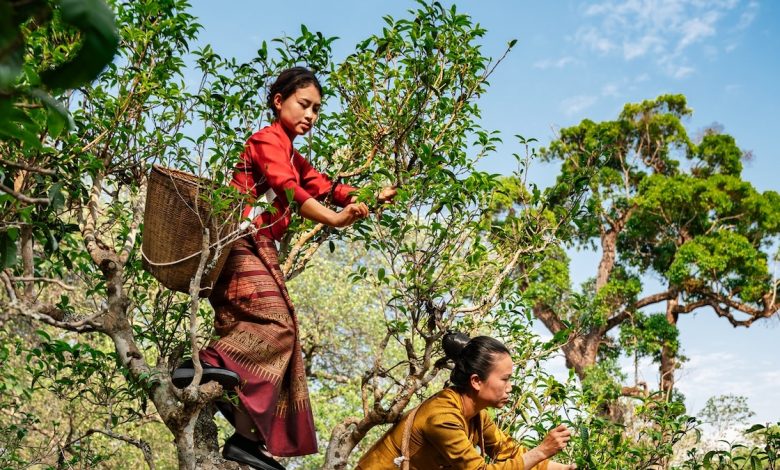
<box><xmin>299</xmin><ymin>197</ymin><xmax>368</xmax><ymax>228</ymax></box>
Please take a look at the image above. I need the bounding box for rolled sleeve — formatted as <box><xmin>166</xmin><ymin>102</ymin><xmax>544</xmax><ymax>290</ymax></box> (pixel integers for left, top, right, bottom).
<box><xmin>332</xmin><ymin>183</ymin><xmax>357</xmax><ymax>207</ymax></box>
<box><xmin>294</xmin><ymin>152</ymin><xmax>357</xmax><ymax>207</ymax></box>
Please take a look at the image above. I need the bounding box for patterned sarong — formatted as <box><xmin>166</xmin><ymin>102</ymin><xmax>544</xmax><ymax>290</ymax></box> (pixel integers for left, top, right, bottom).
<box><xmin>199</xmin><ymin>234</ymin><xmax>317</xmax><ymax>457</ymax></box>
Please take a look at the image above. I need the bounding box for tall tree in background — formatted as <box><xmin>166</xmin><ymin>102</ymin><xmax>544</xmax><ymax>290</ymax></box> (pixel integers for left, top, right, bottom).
<box><xmin>521</xmin><ymin>95</ymin><xmax>779</xmax><ymax>399</ymax></box>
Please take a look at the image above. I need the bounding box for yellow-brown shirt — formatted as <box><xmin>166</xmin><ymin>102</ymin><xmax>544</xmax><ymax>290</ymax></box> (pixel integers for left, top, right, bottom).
<box><xmin>357</xmin><ymin>388</ymin><xmax>549</xmax><ymax>470</ymax></box>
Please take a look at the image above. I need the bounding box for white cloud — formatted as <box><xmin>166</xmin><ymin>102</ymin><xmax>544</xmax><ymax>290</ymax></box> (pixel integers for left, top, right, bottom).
<box><xmin>623</xmin><ymin>34</ymin><xmax>664</xmax><ymax>59</ymax></box>
<box><xmin>736</xmin><ymin>1</ymin><xmax>759</xmax><ymax>30</ymax></box>
<box><xmin>761</xmin><ymin>372</ymin><xmax>780</xmax><ymax>385</ymax></box>
<box><xmin>533</xmin><ymin>56</ymin><xmax>577</xmax><ymax>70</ymax></box>
<box><xmin>658</xmin><ymin>53</ymin><xmax>696</xmax><ymax>78</ymax></box>
<box><xmin>575</xmin><ymin>27</ymin><xmax>616</xmax><ymax>54</ymax></box>
<box><xmin>573</xmin><ymin>0</ymin><xmax>757</xmax><ymax>79</ymax></box>
<box><xmin>677</xmin><ymin>12</ymin><xmax>719</xmax><ymax>50</ymax></box>
<box><xmin>561</xmin><ymin>95</ymin><xmax>598</xmax><ymax>116</ymax></box>
<box><xmin>672</xmin><ymin>64</ymin><xmax>695</xmax><ymax>78</ymax></box>
<box><xmin>602</xmin><ymin>83</ymin><xmax>620</xmax><ymax>97</ymax></box>
<box><xmin>671</xmin><ymin>349</ymin><xmax>780</xmax><ymax>423</ymax></box>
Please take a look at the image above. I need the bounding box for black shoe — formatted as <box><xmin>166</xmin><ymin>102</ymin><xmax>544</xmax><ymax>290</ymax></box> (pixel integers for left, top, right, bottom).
<box><xmin>222</xmin><ymin>434</ymin><xmax>286</xmax><ymax>470</ymax></box>
<box><xmin>171</xmin><ymin>358</ymin><xmax>240</xmax><ymax>390</ymax></box>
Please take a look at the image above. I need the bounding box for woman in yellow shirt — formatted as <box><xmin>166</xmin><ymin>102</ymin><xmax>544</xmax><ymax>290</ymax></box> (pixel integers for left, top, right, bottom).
<box><xmin>357</xmin><ymin>334</ymin><xmax>577</xmax><ymax>469</ymax></box>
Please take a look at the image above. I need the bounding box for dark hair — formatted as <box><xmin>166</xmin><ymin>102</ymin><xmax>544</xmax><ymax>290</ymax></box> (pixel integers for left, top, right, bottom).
<box><xmin>442</xmin><ymin>333</ymin><xmax>511</xmax><ymax>393</ymax></box>
<box><xmin>266</xmin><ymin>67</ymin><xmax>323</xmax><ymax>118</ymax></box>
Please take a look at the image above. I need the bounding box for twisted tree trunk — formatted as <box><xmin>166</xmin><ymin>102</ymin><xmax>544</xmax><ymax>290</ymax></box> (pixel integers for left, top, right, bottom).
<box><xmin>659</xmin><ymin>295</ymin><xmax>679</xmax><ymax>399</ymax></box>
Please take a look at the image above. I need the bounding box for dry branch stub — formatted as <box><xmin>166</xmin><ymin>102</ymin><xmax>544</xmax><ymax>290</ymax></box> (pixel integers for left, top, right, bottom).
<box><xmin>141</xmin><ymin>165</ymin><xmax>237</xmax><ymax>296</ymax></box>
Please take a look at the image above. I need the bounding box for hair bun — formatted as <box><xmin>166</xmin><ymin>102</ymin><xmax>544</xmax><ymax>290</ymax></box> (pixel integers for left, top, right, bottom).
<box><xmin>442</xmin><ymin>331</ymin><xmax>470</xmax><ymax>361</ymax></box>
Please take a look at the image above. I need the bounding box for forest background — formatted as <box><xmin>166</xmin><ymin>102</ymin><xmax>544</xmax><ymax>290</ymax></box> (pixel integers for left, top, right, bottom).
<box><xmin>1</xmin><ymin>0</ymin><xmax>778</xmax><ymax>469</ymax></box>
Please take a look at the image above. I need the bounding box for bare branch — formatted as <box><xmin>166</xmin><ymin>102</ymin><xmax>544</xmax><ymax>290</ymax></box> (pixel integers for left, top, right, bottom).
<box><xmin>635</xmin><ymin>290</ymin><xmax>675</xmax><ymax>309</ymax></box>
<box><xmin>604</xmin><ymin>291</ymin><xmax>676</xmax><ymax>332</ymax></box>
<box><xmin>282</xmin><ymin>223</ymin><xmax>325</xmax><ymax>277</ymax></box>
<box><xmin>0</xmin><ymin>270</ymin><xmax>18</xmax><ymax>302</ymax></box>
<box><xmin>533</xmin><ymin>304</ymin><xmax>567</xmax><ymax>334</ymax></box>
<box><xmin>9</xmin><ymin>276</ymin><xmax>77</xmax><ymax>291</ymax></box>
<box><xmin>621</xmin><ymin>382</ymin><xmax>648</xmax><ymax>398</ymax></box>
<box><xmin>66</xmin><ymin>428</ymin><xmax>155</xmax><ymax>470</ymax></box>
<box><xmin>286</xmin><ymin>240</ymin><xmax>325</xmax><ymax>281</ymax></box>
<box><xmin>182</xmin><ymin>228</ymin><xmax>211</xmax><ymax>401</ymax></box>
<box><xmin>675</xmin><ymin>290</ymin><xmax>779</xmax><ymax>327</ymax></box>
<box><xmin>0</xmin><ymin>181</ymin><xmax>49</xmax><ymax>205</ymax></box>
<box><xmin>452</xmin><ymin>246</ymin><xmax>526</xmax><ymax>316</ymax></box>
<box><xmin>119</xmin><ymin>177</ymin><xmax>148</xmax><ymax>265</ymax></box>
<box><xmin>6</xmin><ymin>299</ymin><xmax>101</xmax><ymax>333</ymax></box>
<box><xmin>311</xmin><ymin>370</ymin><xmax>352</xmax><ymax>384</ymax></box>
<box><xmin>81</xmin><ymin>174</ymin><xmax>115</xmax><ymax>266</ymax></box>
<box><xmin>336</xmin><ymin>133</ymin><xmax>387</xmax><ymax>178</ymax></box>
<box><xmin>0</xmin><ymin>158</ymin><xmax>56</xmax><ymax>175</ymax></box>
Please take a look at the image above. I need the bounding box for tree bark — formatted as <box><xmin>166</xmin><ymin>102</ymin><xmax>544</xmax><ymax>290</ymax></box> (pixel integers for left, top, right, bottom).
<box><xmin>659</xmin><ymin>295</ymin><xmax>679</xmax><ymax>398</ymax></box>
<box><xmin>87</xmin><ymin>228</ymin><xmax>228</xmax><ymax>469</ymax></box>
<box><xmin>596</xmin><ymin>229</ymin><xmax>617</xmax><ymax>291</ymax></box>
<box><xmin>561</xmin><ymin>333</ymin><xmax>601</xmax><ymax>380</ymax></box>
<box><xmin>20</xmin><ymin>225</ymin><xmax>34</xmax><ymax>299</ymax></box>
<box><xmin>323</xmin><ymin>364</ymin><xmax>441</xmax><ymax>469</ymax></box>
<box><xmin>534</xmin><ymin>304</ymin><xmax>602</xmax><ymax>379</ymax></box>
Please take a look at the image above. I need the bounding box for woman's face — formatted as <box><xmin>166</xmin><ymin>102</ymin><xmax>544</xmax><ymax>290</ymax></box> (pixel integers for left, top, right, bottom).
<box><xmin>474</xmin><ymin>352</ymin><xmax>514</xmax><ymax>408</ymax></box>
<box><xmin>274</xmin><ymin>84</ymin><xmax>321</xmax><ymax>137</ymax></box>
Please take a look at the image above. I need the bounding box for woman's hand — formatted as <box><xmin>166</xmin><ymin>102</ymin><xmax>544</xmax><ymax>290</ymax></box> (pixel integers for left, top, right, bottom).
<box><xmin>522</xmin><ymin>424</ymin><xmax>575</xmax><ymax>469</ymax></box>
<box><xmin>538</xmin><ymin>424</ymin><xmax>572</xmax><ymax>459</ymax></box>
<box><xmin>330</xmin><ymin>202</ymin><xmax>369</xmax><ymax>227</ymax></box>
<box><xmin>377</xmin><ymin>186</ymin><xmax>397</xmax><ymax>204</ymax></box>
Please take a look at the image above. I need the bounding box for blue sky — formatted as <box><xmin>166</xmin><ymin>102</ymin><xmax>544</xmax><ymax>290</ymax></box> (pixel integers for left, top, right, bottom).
<box><xmin>187</xmin><ymin>1</ymin><xmax>779</xmax><ymax>424</ymax></box>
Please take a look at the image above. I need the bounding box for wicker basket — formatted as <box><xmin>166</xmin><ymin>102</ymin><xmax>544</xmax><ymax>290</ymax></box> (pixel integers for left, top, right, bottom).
<box><xmin>141</xmin><ymin>165</ymin><xmax>238</xmax><ymax>296</ymax></box>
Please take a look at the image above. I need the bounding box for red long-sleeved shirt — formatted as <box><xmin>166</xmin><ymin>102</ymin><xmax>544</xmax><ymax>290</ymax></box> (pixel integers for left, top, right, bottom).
<box><xmin>232</xmin><ymin>120</ymin><xmax>356</xmax><ymax>241</ymax></box>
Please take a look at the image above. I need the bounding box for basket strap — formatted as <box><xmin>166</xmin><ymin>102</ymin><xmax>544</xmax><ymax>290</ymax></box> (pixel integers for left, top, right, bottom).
<box><xmin>140</xmin><ymin>226</ymin><xmax>245</xmax><ymax>267</ymax></box>
<box><xmin>239</xmin><ymin>186</ymin><xmax>276</xmax><ymax>231</ymax></box>
<box><xmin>237</xmin><ymin>146</ymin><xmax>296</xmax><ymax>231</ymax></box>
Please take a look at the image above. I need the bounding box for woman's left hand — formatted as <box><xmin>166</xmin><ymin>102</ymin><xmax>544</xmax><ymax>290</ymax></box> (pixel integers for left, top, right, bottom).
<box><xmin>377</xmin><ymin>186</ymin><xmax>397</xmax><ymax>204</ymax></box>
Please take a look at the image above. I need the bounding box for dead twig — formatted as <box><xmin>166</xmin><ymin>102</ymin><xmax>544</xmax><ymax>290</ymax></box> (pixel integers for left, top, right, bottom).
<box><xmin>0</xmin><ymin>181</ymin><xmax>49</xmax><ymax>205</ymax></box>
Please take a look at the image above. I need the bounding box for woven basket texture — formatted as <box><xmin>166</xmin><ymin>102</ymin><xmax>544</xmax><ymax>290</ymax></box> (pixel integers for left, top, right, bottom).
<box><xmin>141</xmin><ymin>165</ymin><xmax>237</xmax><ymax>296</ymax></box>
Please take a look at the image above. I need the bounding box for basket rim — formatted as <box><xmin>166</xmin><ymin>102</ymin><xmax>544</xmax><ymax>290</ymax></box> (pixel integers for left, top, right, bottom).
<box><xmin>151</xmin><ymin>164</ymin><xmax>215</xmax><ymax>188</ymax></box>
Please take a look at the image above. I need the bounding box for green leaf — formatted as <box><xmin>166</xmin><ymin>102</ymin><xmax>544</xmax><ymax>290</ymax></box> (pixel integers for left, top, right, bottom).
<box><xmin>48</xmin><ymin>182</ymin><xmax>66</xmax><ymax>210</ymax></box>
<box><xmin>0</xmin><ymin>0</ymin><xmax>28</xmax><ymax>88</ymax></box>
<box><xmin>746</xmin><ymin>424</ymin><xmax>766</xmax><ymax>433</ymax></box>
<box><xmin>40</xmin><ymin>0</ymin><xmax>119</xmax><ymax>90</ymax></box>
<box><xmin>0</xmin><ymin>230</ymin><xmax>19</xmax><ymax>268</ymax></box>
<box><xmin>30</xmin><ymin>89</ymin><xmax>72</xmax><ymax>136</ymax></box>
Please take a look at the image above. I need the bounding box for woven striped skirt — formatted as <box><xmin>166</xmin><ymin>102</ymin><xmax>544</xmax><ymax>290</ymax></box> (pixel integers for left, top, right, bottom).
<box><xmin>200</xmin><ymin>234</ymin><xmax>317</xmax><ymax>457</ymax></box>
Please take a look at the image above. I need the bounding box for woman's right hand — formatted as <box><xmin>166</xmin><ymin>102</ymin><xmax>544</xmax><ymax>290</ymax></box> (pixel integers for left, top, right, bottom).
<box><xmin>537</xmin><ymin>424</ymin><xmax>572</xmax><ymax>459</ymax></box>
<box><xmin>330</xmin><ymin>202</ymin><xmax>369</xmax><ymax>227</ymax></box>
<box><xmin>523</xmin><ymin>424</ymin><xmax>575</xmax><ymax>469</ymax></box>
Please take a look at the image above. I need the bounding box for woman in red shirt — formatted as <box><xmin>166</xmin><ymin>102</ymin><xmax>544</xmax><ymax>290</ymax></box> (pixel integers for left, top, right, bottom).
<box><xmin>176</xmin><ymin>67</ymin><xmax>394</xmax><ymax>469</ymax></box>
